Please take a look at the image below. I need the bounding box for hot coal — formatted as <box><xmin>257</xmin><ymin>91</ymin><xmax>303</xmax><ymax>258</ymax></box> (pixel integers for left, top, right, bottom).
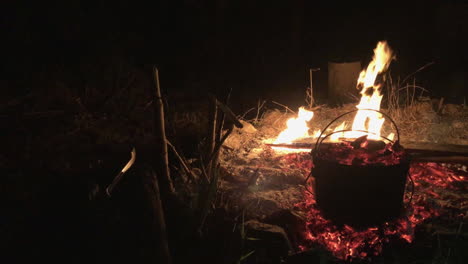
<box><xmin>315</xmin><ymin>139</ymin><xmax>407</xmax><ymax>166</ymax></box>
<box><xmin>295</xmin><ymin>160</ymin><xmax>466</xmax><ymax>261</ymax></box>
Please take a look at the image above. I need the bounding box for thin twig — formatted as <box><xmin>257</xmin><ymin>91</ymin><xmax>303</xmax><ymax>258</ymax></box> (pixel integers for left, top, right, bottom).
<box><xmin>207</xmin><ymin>96</ymin><xmax>218</xmax><ymax>176</ymax></box>
<box><xmin>401</xmin><ymin>61</ymin><xmax>435</xmax><ymax>84</ymax></box>
<box><xmin>210</xmin><ymin>94</ymin><xmax>243</xmax><ymax>128</ymax></box>
<box><xmin>271</xmin><ymin>101</ymin><xmax>296</xmax><ymax>114</ymax></box>
<box><xmin>217</xmin><ymin>87</ymin><xmax>233</xmax><ymax>140</ymax></box>
<box><xmin>254</xmin><ymin>99</ymin><xmax>267</xmax><ymax>124</ymax></box>
<box><xmin>207</xmin><ymin>125</ymin><xmax>235</xmax><ymax>168</ymax></box>
<box><xmin>199</xmin><ymin>154</ymin><xmax>210</xmax><ymax>183</ymax></box>
<box><xmin>240</xmin><ymin>107</ymin><xmax>256</xmax><ymax>120</ymax></box>
<box><xmin>166</xmin><ymin>140</ymin><xmax>196</xmax><ymax>182</ymax></box>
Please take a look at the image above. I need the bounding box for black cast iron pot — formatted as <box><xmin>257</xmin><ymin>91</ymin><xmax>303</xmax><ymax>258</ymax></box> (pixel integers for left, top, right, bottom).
<box><xmin>311</xmin><ymin>109</ymin><xmax>410</xmax><ymax>228</ymax></box>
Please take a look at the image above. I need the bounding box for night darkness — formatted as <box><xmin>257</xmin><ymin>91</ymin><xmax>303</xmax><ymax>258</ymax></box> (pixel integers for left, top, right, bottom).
<box><xmin>4</xmin><ymin>1</ymin><xmax>468</xmax><ymax>108</ymax></box>
<box><xmin>2</xmin><ymin>1</ymin><xmax>468</xmax><ymax>263</ymax></box>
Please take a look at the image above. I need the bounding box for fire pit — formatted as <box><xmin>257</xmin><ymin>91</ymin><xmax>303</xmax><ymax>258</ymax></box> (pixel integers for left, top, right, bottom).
<box><xmin>312</xmin><ymin>109</ymin><xmax>410</xmax><ymax>227</ymax></box>
<box><xmin>219</xmin><ymin>40</ymin><xmax>467</xmax><ymax>262</ymax></box>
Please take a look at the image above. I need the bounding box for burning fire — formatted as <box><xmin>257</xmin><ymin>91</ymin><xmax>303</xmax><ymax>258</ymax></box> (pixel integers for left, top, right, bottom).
<box><xmin>261</xmin><ymin>41</ymin><xmax>466</xmax><ymax>261</ymax></box>
<box><xmin>345</xmin><ymin>41</ymin><xmax>395</xmax><ymax>140</ymax></box>
<box><xmin>270</xmin><ymin>41</ymin><xmax>396</xmax><ymax>151</ymax></box>
<box><xmin>273</xmin><ymin>107</ymin><xmax>314</xmax><ymax>144</ymax></box>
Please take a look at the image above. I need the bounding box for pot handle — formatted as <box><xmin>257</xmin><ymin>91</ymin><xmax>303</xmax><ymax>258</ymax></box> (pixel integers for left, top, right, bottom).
<box><xmin>313</xmin><ymin>109</ymin><xmax>401</xmax><ymax>158</ymax></box>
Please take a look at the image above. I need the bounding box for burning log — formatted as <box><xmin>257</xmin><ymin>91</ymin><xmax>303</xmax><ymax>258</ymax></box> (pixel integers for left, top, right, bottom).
<box><xmin>265</xmin><ymin>142</ymin><xmax>468</xmax><ymax>164</ymax></box>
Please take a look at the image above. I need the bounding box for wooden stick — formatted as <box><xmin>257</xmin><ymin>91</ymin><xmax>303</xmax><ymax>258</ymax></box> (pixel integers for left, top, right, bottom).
<box><xmin>105</xmin><ymin>148</ymin><xmax>136</xmax><ymax>196</ymax></box>
<box><xmin>437</xmin><ymin>97</ymin><xmax>445</xmax><ymax>114</ymax></box>
<box><xmin>403</xmin><ymin>141</ymin><xmax>468</xmax><ymax>156</ymax></box>
<box><xmin>271</xmin><ymin>101</ymin><xmax>296</xmax><ymax>114</ymax></box>
<box><xmin>213</xmin><ymin>89</ymin><xmax>232</xmax><ymax>173</ymax></box>
<box><xmin>143</xmin><ymin>168</ymin><xmax>172</xmax><ymax>264</ymax></box>
<box><xmin>266</xmin><ymin>141</ymin><xmax>468</xmax><ymax>156</ymax></box>
<box><xmin>206</xmin><ymin>96</ymin><xmax>218</xmax><ymax>176</ymax></box>
<box><xmin>217</xmin><ymin>88</ymin><xmax>232</xmax><ymax>144</ymax></box>
<box><xmin>266</xmin><ymin>142</ymin><xmax>468</xmax><ymax>164</ymax></box>
<box><xmin>410</xmin><ymin>156</ymin><xmax>468</xmax><ymax>164</ymax></box>
<box><xmin>210</xmin><ymin>94</ymin><xmax>243</xmax><ymax>128</ymax></box>
<box><xmin>152</xmin><ymin>67</ymin><xmax>174</xmax><ymax>194</ymax></box>
<box><xmin>308</xmin><ymin>68</ymin><xmax>320</xmax><ymax>108</ymax></box>
<box><xmin>166</xmin><ymin>140</ymin><xmax>196</xmax><ymax>182</ymax></box>
<box><xmin>265</xmin><ymin>143</ymin><xmax>315</xmax><ymax>149</ymax></box>
<box><xmin>309</xmin><ymin>69</ymin><xmax>313</xmax><ymax>108</ymax></box>
<box><xmin>208</xmin><ymin>125</ymin><xmax>235</xmax><ymax>168</ymax></box>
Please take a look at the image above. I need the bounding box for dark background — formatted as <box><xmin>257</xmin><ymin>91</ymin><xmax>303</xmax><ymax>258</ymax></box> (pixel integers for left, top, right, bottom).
<box><xmin>3</xmin><ymin>1</ymin><xmax>468</xmax><ymax>110</ymax></box>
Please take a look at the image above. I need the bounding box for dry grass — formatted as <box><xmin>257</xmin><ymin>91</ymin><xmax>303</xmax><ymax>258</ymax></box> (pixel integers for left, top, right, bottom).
<box><xmin>246</xmin><ymin>74</ymin><xmax>467</xmax><ymax>146</ymax></box>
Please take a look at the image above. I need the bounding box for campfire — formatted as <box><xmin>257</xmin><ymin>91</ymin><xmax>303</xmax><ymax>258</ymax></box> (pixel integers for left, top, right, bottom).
<box><xmin>266</xmin><ymin>41</ymin><xmax>396</xmax><ymax>148</ymax></box>
<box><xmin>8</xmin><ymin>4</ymin><xmax>468</xmax><ymax>263</ymax></box>
<box><xmin>219</xmin><ymin>41</ymin><xmax>467</xmax><ymax>261</ymax></box>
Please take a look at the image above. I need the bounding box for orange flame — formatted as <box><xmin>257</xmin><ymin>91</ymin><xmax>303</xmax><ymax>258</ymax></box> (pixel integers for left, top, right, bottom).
<box><xmin>274</xmin><ymin>107</ymin><xmax>314</xmax><ymax>144</ymax></box>
<box><xmin>345</xmin><ymin>41</ymin><xmax>394</xmax><ymax>140</ymax></box>
<box><xmin>330</xmin><ymin>121</ymin><xmax>346</xmax><ymax>142</ymax></box>
<box><xmin>270</xmin><ymin>41</ymin><xmax>395</xmax><ymax>149</ymax></box>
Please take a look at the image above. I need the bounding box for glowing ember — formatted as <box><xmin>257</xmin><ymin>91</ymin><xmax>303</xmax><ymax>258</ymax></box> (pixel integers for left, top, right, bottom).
<box><xmin>285</xmin><ymin>154</ymin><xmax>467</xmax><ymax>261</ymax></box>
<box><xmin>316</xmin><ymin>139</ymin><xmax>405</xmax><ymax>166</ymax></box>
<box><xmin>344</xmin><ymin>41</ymin><xmax>395</xmax><ymax>140</ymax></box>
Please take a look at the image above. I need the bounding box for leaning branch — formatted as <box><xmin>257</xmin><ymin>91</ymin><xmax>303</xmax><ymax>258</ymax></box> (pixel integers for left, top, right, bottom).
<box><xmin>152</xmin><ymin>67</ymin><xmax>174</xmax><ymax>194</ymax></box>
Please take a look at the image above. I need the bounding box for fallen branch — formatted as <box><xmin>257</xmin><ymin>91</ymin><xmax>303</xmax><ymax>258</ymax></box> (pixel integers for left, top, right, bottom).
<box><xmin>206</xmin><ymin>96</ymin><xmax>218</xmax><ymax>176</ymax></box>
<box><xmin>266</xmin><ymin>142</ymin><xmax>468</xmax><ymax>154</ymax></box>
<box><xmin>272</xmin><ymin>101</ymin><xmax>296</xmax><ymax>114</ymax></box>
<box><xmin>105</xmin><ymin>147</ymin><xmax>136</xmax><ymax>196</ymax></box>
<box><xmin>265</xmin><ymin>141</ymin><xmax>468</xmax><ymax>164</ymax></box>
<box><xmin>152</xmin><ymin>67</ymin><xmax>174</xmax><ymax>194</ymax></box>
<box><xmin>166</xmin><ymin>139</ymin><xmax>196</xmax><ymax>182</ymax></box>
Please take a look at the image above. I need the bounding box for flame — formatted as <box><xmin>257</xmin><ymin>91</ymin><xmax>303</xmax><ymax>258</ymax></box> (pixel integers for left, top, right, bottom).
<box><xmin>330</xmin><ymin>121</ymin><xmax>346</xmax><ymax>142</ymax></box>
<box><xmin>269</xmin><ymin>41</ymin><xmax>395</xmax><ymax>151</ymax></box>
<box><xmin>312</xmin><ymin>129</ymin><xmax>322</xmax><ymax>138</ymax></box>
<box><xmin>344</xmin><ymin>41</ymin><xmax>394</xmax><ymax>140</ymax></box>
<box><xmin>273</xmin><ymin>107</ymin><xmax>314</xmax><ymax>144</ymax></box>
